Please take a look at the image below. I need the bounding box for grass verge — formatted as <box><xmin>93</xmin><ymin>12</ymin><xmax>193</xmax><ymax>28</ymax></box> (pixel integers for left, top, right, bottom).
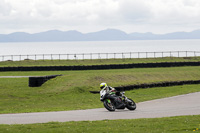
<box><xmin>1</xmin><ymin>66</ymin><xmax>200</xmax><ymax>113</ymax></box>
<box><xmin>0</xmin><ymin>115</ymin><xmax>200</xmax><ymax>133</ymax></box>
<box><xmin>1</xmin><ymin>57</ymin><xmax>200</xmax><ymax>67</ymax></box>
<box><xmin>0</xmin><ymin>77</ymin><xmax>200</xmax><ymax>114</ymax></box>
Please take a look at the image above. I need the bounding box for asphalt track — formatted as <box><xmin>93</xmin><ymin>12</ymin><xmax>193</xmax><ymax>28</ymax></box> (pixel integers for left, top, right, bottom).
<box><xmin>0</xmin><ymin>92</ymin><xmax>200</xmax><ymax>124</ymax></box>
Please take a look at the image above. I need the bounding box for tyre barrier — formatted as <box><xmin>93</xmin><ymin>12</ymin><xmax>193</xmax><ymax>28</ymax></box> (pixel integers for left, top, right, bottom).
<box><xmin>0</xmin><ymin>61</ymin><xmax>200</xmax><ymax>71</ymax></box>
<box><xmin>29</xmin><ymin>75</ymin><xmax>62</xmax><ymax>87</ymax></box>
<box><xmin>89</xmin><ymin>80</ymin><xmax>200</xmax><ymax>94</ymax></box>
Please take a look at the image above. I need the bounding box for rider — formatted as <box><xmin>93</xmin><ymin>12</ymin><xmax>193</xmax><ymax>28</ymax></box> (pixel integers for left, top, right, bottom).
<box><xmin>100</xmin><ymin>83</ymin><xmax>123</xmax><ymax>102</ymax></box>
<box><xmin>100</xmin><ymin>82</ymin><xmax>116</xmax><ymax>96</ymax></box>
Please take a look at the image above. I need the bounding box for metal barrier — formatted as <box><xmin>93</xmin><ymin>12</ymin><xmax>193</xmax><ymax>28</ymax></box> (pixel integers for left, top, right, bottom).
<box><xmin>0</xmin><ymin>51</ymin><xmax>200</xmax><ymax>62</ymax></box>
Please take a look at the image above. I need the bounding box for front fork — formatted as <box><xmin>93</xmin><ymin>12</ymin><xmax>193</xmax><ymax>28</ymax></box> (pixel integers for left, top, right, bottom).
<box><xmin>106</xmin><ymin>99</ymin><xmax>111</xmax><ymax>104</ymax></box>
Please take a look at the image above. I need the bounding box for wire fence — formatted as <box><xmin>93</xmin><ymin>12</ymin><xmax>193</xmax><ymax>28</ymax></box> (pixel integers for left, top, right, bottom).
<box><xmin>0</xmin><ymin>51</ymin><xmax>200</xmax><ymax>62</ymax></box>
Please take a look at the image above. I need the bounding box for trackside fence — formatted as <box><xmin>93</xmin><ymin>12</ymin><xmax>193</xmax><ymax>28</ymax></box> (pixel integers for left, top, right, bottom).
<box><xmin>0</xmin><ymin>51</ymin><xmax>200</xmax><ymax>62</ymax></box>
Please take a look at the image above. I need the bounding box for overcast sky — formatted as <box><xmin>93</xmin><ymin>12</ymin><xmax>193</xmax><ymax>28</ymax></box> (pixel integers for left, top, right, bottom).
<box><xmin>1</xmin><ymin>0</ymin><xmax>200</xmax><ymax>34</ymax></box>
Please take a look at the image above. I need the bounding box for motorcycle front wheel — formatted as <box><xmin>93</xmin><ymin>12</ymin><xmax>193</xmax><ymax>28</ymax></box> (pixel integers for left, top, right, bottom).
<box><xmin>103</xmin><ymin>100</ymin><xmax>115</xmax><ymax>111</ymax></box>
<box><xmin>126</xmin><ymin>98</ymin><xmax>136</xmax><ymax>110</ymax></box>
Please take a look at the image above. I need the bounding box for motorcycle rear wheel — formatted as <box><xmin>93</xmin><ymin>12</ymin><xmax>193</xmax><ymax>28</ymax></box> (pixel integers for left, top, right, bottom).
<box><xmin>103</xmin><ymin>100</ymin><xmax>115</xmax><ymax>111</ymax></box>
<box><xmin>126</xmin><ymin>98</ymin><xmax>136</xmax><ymax>110</ymax></box>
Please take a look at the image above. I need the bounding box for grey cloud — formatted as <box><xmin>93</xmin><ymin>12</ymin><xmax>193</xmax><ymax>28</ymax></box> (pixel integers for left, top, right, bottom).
<box><xmin>34</xmin><ymin>4</ymin><xmax>53</xmax><ymax>17</ymax></box>
<box><xmin>118</xmin><ymin>0</ymin><xmax>152</xmax><ymax>23</ymax></box>
<box><xmin>91</xmin><ymin>0</ymin><xmax>152</xmax><ymax>27</ymax></box>
<box><xmin>0</xmin><ymin>0</ymin><xmax>12</xmax><ymax>16</ymax></box>
<box><xmin>149</xmin><ymin>0</ymin><xmax>200</xmax><ymax>25</ymax></box>
<box><xmin>1</xmin><ymin>0</ymin><xmax>200</xmax><ymax>34</ymax></box>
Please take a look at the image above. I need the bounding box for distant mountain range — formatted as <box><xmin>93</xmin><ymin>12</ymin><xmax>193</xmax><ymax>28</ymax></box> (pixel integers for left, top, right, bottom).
<box><xmin>0</xmin><ymin>29</ymin><xmax>200</xmax><ymax>42</ymax></box>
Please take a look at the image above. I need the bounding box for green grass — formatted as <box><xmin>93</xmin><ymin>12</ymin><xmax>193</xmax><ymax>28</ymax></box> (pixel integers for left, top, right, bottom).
<box><xmin>1</xmin><ymin>66</ymin><xmax>200</xmax><ymax>114</ymax></box>
<box><xmin>1</xmin><ymin>66</ymin><xmax>200</xmax><ymax>86</ymax></box>
<box><xmin>1</xmin><ymin>66</ymin><xmax>200</xmax><ymax>113</ymax></box>
<box><xmin>1</xmin><ymin>57</ymin><xmax>200</xmax><ymax>132</ymax></box>
<box><xmin>0</xmin><ymin>115</ymin><xmax>200</xmax><ymax>133</ymax></box>
<box><xmin>1</xmin><ymin>57</ymin><xmax>200</xmax><ymax>67</ymax></box>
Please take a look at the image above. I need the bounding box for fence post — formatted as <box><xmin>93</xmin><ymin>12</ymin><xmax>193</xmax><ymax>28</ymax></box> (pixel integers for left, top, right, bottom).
<box><xmin>11</xmin><ymin>55</ymin><xmax>13</xmax><ymax>61</ymax></box>
<box><xmin>154</xmin><ymin>52</ymin><xmax>155</xmax><ymax>58</ymax></box>
<box><xmin>20</xmin><ymin>55</ymin><xmax>21</xmax><ymax>61</ymax></box>
<box><xmin>51</xmin><ymin>54</ymin><xmax>53</xmax><ymax>61</ymax></box>
<box><xmin>98</xmin><ymin>53</ymin><xmax>100</xmax><ymax>60</ymax></box>
<box><xmin>90</xmin><ymin>53</ymin><xmax>92</xmax><ymax>60</ymax></box>
<box><xmin>146</xmin><ymin>52</ymin><xmax>148</xmax><ymax>58</ymax></box>
<box><xmin>162</xmin><ymin>52</ymin><xmax>163</xmax><ymax>58</ymax></box>
<box><xmin>35</xmin><ymin>55</ymin><xmax>36</xmax><ymax>61</ymax></box>
<box><xmin>186</xmin><ymin>51</ymin><xmax>187</xmax><ymax>57</ymax></box>
<box><xmin>138</xmin><ymin>52</ymin><xmax>140</xmax><ymax>58</ymax></box>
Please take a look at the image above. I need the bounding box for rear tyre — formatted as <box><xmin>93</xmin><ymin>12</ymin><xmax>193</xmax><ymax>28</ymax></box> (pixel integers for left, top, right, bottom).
<box><xmin>103</xmin><ymin>100</ymin><xmax>115</xmax><ymax>111</ymax></box>
<box><xmin>126</xmin><ymin>98</ymin><xmax>136</xmax><ymax>110</ymax></box>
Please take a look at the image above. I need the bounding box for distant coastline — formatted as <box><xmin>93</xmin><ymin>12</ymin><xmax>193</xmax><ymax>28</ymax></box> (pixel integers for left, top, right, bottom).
<box><xmin>1</xmin><ymin>29</ymin><xmax>200</xmax><ymax>42</ymax></box>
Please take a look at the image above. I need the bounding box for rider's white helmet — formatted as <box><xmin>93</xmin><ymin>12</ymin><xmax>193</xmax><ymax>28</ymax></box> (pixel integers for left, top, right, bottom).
<box><xmin>100</xmin><ymin>83</ymin><xmax>107</xmax><ymax>90</ymax></box>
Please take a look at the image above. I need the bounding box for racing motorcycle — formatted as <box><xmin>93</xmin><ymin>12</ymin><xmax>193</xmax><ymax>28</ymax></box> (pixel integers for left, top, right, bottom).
<box><xmin>100</xmin><ymin>91</ymin><xmax>136</xmax><ymax>111</ymax></box>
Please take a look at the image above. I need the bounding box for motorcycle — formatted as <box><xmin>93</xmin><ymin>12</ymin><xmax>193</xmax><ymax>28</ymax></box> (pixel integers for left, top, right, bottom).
<box><xmin>100</xmin><ymin>90</ymin><xmax>136</xmax><ymax>111</ymax></box>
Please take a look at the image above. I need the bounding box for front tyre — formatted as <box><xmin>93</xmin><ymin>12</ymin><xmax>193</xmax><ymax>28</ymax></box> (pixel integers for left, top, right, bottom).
<box><xmin>126</xmin><ymin>98</ymin><xmax>136</xmax><ymax>110</ymax></box>
<box><xmin>103</xmin><ymin>100</ymin><xmax>115</xmax><ymax>111</ymax></box>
